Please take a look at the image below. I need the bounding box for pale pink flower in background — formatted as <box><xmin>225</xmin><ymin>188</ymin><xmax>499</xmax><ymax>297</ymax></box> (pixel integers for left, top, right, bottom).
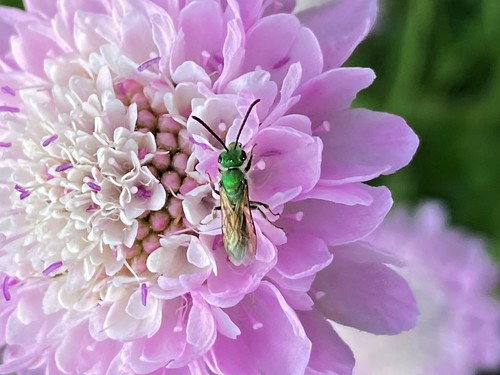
<box><xmin>333</xmin><ymin>202</ymin><xmax>500</xmax><ymax>375</ymax></box>
<box><xmin>0</xmin><ymin>0</ymin><xmax>418</xmax><ymax>374</ymax></box>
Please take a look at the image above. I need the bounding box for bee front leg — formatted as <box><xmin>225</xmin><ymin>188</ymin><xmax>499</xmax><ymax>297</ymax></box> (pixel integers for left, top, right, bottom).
<box><xmin>250</xmin><ymin>203</ymin><xmax>282</xmax><ymax>229</ymax></box>
<box><xmin>200</xmin><ymin>205</ymin><xmax>221</xmax><ymax>225</ymax></box>
<box><xmin>207</xmin><ymin>173</ymin><xmax>220</xmax><ymax>195</ymax></box>
<box><xmin>249</xmin><ymin>201</ymin><xmax>280</xmax><ymax>217</ymax></box>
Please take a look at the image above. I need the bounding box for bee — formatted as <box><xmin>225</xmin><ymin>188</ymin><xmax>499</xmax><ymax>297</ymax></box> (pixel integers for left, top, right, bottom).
<box><xmin>192</xmin><ymin>99</ymin><xmax>274</xmax><ymax>266</ymax></box>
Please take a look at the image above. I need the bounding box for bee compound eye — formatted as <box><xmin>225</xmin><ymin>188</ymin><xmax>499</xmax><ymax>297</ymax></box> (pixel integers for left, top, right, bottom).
<box><xmin>218</xmin><ymin>154</ymin><xmax>222</xmax><ymax>163</ymax></box>
<box><xmin>241</xmin><ymin>151</ymin><xmax>247</xmax><ymax>161</ymax></box>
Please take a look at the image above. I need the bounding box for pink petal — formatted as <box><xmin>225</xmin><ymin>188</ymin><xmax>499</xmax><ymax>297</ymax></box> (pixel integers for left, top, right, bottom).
<box><xmin>212</xmin><ymin>282</ymin><xmax>311</xmax><ymax>375</ymax></box>
<box><xmin>312</xmin><ymin>245</ymin><xmax>418</xmax><ymax>334</ymax></box>
<box><xmin>274</xmin><ymin>232</ymin><xmax>332</xmax><ymax>280</ymax></box>
<box><xmin>298</xmin><ymin>310</ymin><xmax>355</xmax><ymax>375</ymax></box>
<box><xmin>298</xmin><ymin>0</ymin><xmax>378</xmax><ymax>69</ymax></box>
<box><xmin>11</xmin><ymin>21</ymin><xmax>63</xmax><ymax>77</ymax></box>
<box><xmin>321</xmin><ymin>108</ymin><xmax>419</xmax><ymax>183</ymax></box>
<box><xmin>298</xmin><ymin>181</ymin><xmax>375</xmax><ymax>206</ymax></box>
<box><xmin>250</xmin><ymin>125</ymin><xmax>322</xmax><ymax>206</ymax></box>
<box><xmin>243</xmin><ymin>13</ymin><xmax>322</xmax><ymax>86</ymax></box>
<box><xmin>186</xmin><ymin>294</ymin><xmax>216</xmax><ymax>353</ymax></box>
<box><xmin>172</xmin><ymin>1</ymin><xmax>225</xmax><ymax>71</ymax></box>
<box><xmin>23</xmin><ymin>0</ymin><xmax>57</xmax><ymax>17</ymax></box>
<box><xmin>291</xmin><ymin>67</ymin><xmax>375</xmax><ymax>126</ymax></box>
<box><xmin>129</xmin><ymin>300</ymin><xmax>185</xmax><ymax>374</ymax></box>
<box><xmin>285</xmin><ymin>185</ymin><xmax>392</xmax><ymax>246</ymax></box>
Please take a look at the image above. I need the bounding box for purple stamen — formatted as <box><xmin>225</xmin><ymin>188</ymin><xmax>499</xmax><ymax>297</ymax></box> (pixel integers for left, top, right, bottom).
<box><xmin>116</xmin><ymin>82</ymin><xmax>126</xmax><ymax>95</ymax></box>
<box><xmin>86</xmin><ymin>203</ymin><xmax>99</xmax><ymax>212</ymax></box>
<box><xmin>42</xmin><ymin>261</ymin><xmax>63</xmax><ymax>276</ymax></box>
<box><xmin>1</xmin><ymin>86</ymin><xmax>16</xmax><ymax>96</ymax></box>
<box><xmin>138</xmin><ymin>147</ymin><xmax>147</xmax><ymax>160</ymax></box>
<box><xmin>272</xmin><ymin>56</ymin><xmax>290</xmax><ymax>70</ymax></box>
<box><xmin>42</xmin><ymin>134</ymin><xmax>58</xmax><ymax>147</ymax></box>
<box><xmin>2</xmin><ymin>276</ymin><xmax>11</xmax><ymax>301</ymax></box>
<box><xmin>141</xmin><ymin>283</ymin><xmax>148</xmax><ymax>306</ymax></box>
<box><xmin>86</xmin><ymin>181</ymin><xmax>101</xmax><ymax>192</ymax></box>
<box><xmin>137</xmin><ymin>56</ymin><xmax>161</xmax><ymax>72</ymax></box>
<box><xmin>136</xmin><ymin>186</ymin><xmax>152</xmax><ymax>199</ymax></box>
<box><xmin>0</xmin><ymin>141</ymin><xmax>12</xmax><ymax>148</ymax></box>
<box><xmin>0</xmin><ymin>105</ymin><xmax>20</xmax><ymax>113</ymax></box>
<box><xmin>20</xmin><ymin>190</ymin><xmax>30</xmax><ymax>200</ymax></box>
<box><xmin>14</xmin><ymin>184</ymin><xmax>25</xmax><ymax>192</ymax></box>
<box><xmin>55</xmin><ymin>162</ymin><xmax>73</xmax><ymax>172</ymax></box>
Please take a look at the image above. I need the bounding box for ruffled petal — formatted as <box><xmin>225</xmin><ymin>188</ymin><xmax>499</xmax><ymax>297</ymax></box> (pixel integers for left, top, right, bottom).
<box><xmin>285</xmin><ymin>185</ymin><xmax>392</xmax><ymax>246</ymax></box>
<box><xmin>211</xmin><ymin>282</ymin><xmax>311</xmax><ymax>375</ymax></box>
<box><xmin>312</xmin><ymin>243</ymin><xmax>418</xmax><ymax>334</ymax></box>
<box><xmin>321</xmin><ymin>108</ymin><xmax>419</xmax><ymax>183</ymax></box>
<box><xmin>291</xmin><ymin>67</ymin><xmax>375</xmax><ymax>126</ymax></box>
<box><xmin>299</xmin><ymin>310</ymin><xmax>354</xmax><ymax>375</ymax></box>
<box><xmin>298</xmin><ymin>0</ymin><xmax>378</xmax><ymax>69</ymax></box>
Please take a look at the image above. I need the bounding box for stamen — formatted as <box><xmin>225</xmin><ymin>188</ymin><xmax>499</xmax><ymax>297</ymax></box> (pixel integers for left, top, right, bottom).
<box><xmin>55</xmin><ymin>162</ymin><xmax>73</xmax><ymax>172</ymax></box>
<box><xmin>2</xmin><ymin>276</ymin><xmax>11</xmax><ymax>301</ymax></box>
<box><xmin>0</xmin><ymin>141</ymin><xmax>12</xmax><ymax>148</ymax></box>
<box><xmin>14</xmin><ymin>184</ymin><xmax>25</xmax><ymax>192</ymax></box>
<box><xmin>0</xmin><ymin>105</ymin><xmax>20</xmax><ymax>113</ymax></box>
<box><xmin>116</xmin><ymin>82</ymin><xmax>126</xmax><ymax>95</ymax></box>
<box><xmin>42</xmin><ymin>134</ymin><xmax>58</xmax><ymax>147</ymax></box>
<box><xmin>20</xmin><ymin>190</ymin><xmax>30</xmax><ymax>200</ymax></box>
<box><xmin>137</xmin><ymin>56</ymin><xmax>161</xmax><ymax>72</ymax></box>
<box><xmin>272</xmin><ymin>56</ymin><xmax>290</xmax><ymax>70</ymax></box>
<box><xmin>0</xmin><ymin>105</ymin><xmax>21</xmax><ymax>113</ymax></box>
<box><xmin>138</xmin><ymin>147</ymin><xmax>148</xmax><ymax>160</ymax></box>
<box><xmin>136</xmin><ymin>186</ymin><xmax>152</xmax><ymax>199</ymax></box>
<box><xmin>141</xmin><ymin>283</ymin><xmax>148</xmax><ymax>306</ymax></box>
<box><xmin>1</xmin><ymin>86</ymin><xmax>16</xmax><ymax>96</ymax></box>
<box><xmin>42</xmin><ymin>261</ymin><xmax>63</xmax><ymax>276</ymax></box>
<box><xmin>86</xmin><ymin>181</ymin><xmax>101</xmax><ymax>192</ymax></box>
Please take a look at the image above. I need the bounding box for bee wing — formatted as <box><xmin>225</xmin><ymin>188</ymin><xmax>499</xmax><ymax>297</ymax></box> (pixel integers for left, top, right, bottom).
<box><xmin>220</xmin><ymin>180</ymin><xmax>257</xmax><ymax>266</ymax></box>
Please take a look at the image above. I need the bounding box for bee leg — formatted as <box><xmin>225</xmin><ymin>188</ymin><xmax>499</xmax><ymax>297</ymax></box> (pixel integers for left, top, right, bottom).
<box><xmin>249</xmin><ymin>201</ymin><xmax>280</xmax><ymax>217</ymax></box>
<box><xmin>244</xmin><ymin>153</ymin><xmax>254</xmax><ymax>172</ymax></box>
<box><xmin>200</xmin><ymin>206</ymin><xmax>221</xmax><ymax>225</ymax></box>
<box><xmin>250</xmin><ymin>204</ymin><xmax>283</xmax><ymax>230</ymax></box>
<box><xmin>207</xmin><ymin>173</ymin><xmax>220</xmax><ymax>195</ymax></box>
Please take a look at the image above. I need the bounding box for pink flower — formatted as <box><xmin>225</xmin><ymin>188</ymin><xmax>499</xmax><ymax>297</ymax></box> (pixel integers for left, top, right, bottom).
<box><xmin>0</xmin><ymin>0</ymin><xmax>418</xmax><ymax>373</ymax></box>
<box><xmin>334</xmin><ymin>203</ymin><xmax>500</xmax><ymax>375</ymax></box>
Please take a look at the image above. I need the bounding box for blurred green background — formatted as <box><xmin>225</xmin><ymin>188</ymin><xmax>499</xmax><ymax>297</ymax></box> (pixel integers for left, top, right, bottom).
<box><xmin>1</xmin><ymin>0</ymin><xmax>499</xmax><ymax>260</ymax></box>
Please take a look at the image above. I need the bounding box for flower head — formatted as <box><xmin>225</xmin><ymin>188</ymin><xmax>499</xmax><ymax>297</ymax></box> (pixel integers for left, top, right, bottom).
<box><xmin>334</xmin><ymin>203</ymin><xmax>500</xmax><ymax>375</ymax></box>
<box><xmin>0</xmin><ymin>0</ymin><xmax>418</xmax><ymax>373</ymax></box>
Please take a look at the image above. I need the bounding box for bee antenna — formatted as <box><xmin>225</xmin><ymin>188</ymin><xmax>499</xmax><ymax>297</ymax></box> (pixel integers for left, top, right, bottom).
<box><xmin>191</xmin><ymin>115</ymin><xmax>229</xmax><ymax>152</ymax></box>
<box><xmin>235</xmin><ymin>99</ymin><xmax>260</xmax><ymax>146</ymax></box>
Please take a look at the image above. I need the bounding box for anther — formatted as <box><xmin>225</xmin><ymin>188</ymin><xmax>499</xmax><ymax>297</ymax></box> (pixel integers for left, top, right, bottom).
<box><xmin>42</xmin><ymin>134</ymin><xmax>58</xmax><ymax>147</ymax></box>
<box><xmin>55</xmin><ymin>163</ymin><xmax>73</xmax><ymax>172</ymax></box>
<box><xmin>1</xmin><ymin>86</ymin><xmax>16</xmax><ymax>96</ymax></box>
<box><xmin>42</xmin><ymin>261</ymin><xmax>63</xmax><ymax>276</ymax></box>
<box><xmin>137</xmin><ymin>56</ymin><xmax>161</xmax><ymax>72</ymax></box>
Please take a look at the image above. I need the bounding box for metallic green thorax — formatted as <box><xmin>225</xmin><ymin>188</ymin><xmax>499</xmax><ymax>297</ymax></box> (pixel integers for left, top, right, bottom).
<box><xmin>219</xmin><ymin>142</ymin><xmax>247</xmax><ymax>198</ymax></box>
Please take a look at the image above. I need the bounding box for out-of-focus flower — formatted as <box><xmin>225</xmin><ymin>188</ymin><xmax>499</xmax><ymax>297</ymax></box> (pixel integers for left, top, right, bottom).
<box><xmin>0</xmin><ymin>0</ymin><xmax>418</xmax><ymax>373</ymax></box>
<box><xmin>333</xmin><ymin>202</ymin><xmax>500</xmax><ymax>375</ymax></box>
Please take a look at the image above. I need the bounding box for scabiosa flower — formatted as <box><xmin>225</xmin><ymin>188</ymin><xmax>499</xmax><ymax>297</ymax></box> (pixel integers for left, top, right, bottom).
<box><xmin>0</xmin><ymin>0</ymin><xmax>419</xmax><ymax>373</ymax></box>
<box><xmin>333</xmin><ymin>203</ymin><xmax>500</xmax><ymax>375</ymax></box>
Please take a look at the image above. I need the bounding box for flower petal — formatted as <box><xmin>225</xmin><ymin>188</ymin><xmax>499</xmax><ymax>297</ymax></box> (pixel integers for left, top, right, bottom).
<box><xmin>321</xmin><ymin>108</ymin><xmax>419</xmax><ymax>183</ymax></box>
<box><xmin>211</xmin><ymin>282</ymin><xmax>311</xmax><ymax>375</ymax></box>
<box><xmin>312</xmin><ymin>244</ymin><xmax>418</xmax><ymax>334</ymax></box>
<box><xmin>298</xmin><ymin>310</ymin><xmax>354</xmax><ymax>375</ymax></box>
<box><xmin>291</xmin><ymin>67</ymin><xmax>375</xmax><ymax>126</ymax></box>
<box><xmin>285</xmin><ymin>185</ymin><xmax>392</xmax><ymax>246</ymax></box>
<box><xmin>298</xmin><ymin>0</ymin><xmax>378</xmax><ymax>69</ymax></box>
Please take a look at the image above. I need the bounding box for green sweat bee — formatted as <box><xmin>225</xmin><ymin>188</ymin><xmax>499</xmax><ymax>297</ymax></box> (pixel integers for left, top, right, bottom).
<box><xmin>192</xmin><ymin>99</ymin><xmax>275</xmax><ymax>266</ymax></box>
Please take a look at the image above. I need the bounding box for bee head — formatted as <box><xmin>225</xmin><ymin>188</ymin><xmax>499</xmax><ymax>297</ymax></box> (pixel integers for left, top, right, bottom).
<box><xmin>219</xmin><ymin>142</ymin><xmax>247</xmax><ymax>169</ymax></box>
